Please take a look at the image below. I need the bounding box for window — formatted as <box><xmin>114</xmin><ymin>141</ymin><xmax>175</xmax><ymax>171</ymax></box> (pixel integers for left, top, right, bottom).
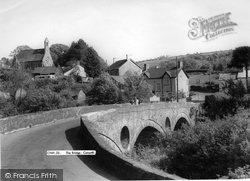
<box><xmin>165</xmin><ymin>78</ymin><xmax>170</xmax><ymax>86</ymax></box>
<box><xmin>157</xmin><ymin>83</ymin><xmax>161</xmax><ymax>92</ymax></box>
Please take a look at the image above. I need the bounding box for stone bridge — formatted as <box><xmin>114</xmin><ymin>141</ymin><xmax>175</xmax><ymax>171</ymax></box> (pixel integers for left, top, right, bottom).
<box><xmin>81</xmin><ymin>102</ymin><xmax>200</xmax><ymax>154</ymax></box>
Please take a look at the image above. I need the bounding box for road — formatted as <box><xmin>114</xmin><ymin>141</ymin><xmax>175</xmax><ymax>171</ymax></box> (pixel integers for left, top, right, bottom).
<box><xmin>1</xmin><ymin>118</ymin><xmax>117</xmax><ymax>181</ymax></box>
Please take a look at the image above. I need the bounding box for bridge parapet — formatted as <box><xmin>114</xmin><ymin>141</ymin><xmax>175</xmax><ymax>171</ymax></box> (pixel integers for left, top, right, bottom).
<box><xmin>81</xmin><ymin>102</ymin><xmax>200</xmax><ymax>153</ymax></box>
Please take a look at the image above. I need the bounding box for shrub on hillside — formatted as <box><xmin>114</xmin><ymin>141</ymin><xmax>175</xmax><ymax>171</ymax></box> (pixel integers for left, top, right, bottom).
<box><xmin>156</xmin><ymin>117</ymin><xmax>250</xmax><ymax>179</ymax></box>
<box><xmin>0</xmin><ymin>69</ymin><xmax>32</xmax><ymax>98</ymax></box>
<box><xmin>16</xmin><ymin>88</ymin><xmax>63</xmax><ymax>113</ymax></box>
<box><xmin>58</xmin><ymin>88</ymin><xmax>77</xmax><ymax>108</ymax></box>
<box><xmin>0</xmin><ymin>97</ymin><xmax>18</xmax><ymax>117</ymax></box>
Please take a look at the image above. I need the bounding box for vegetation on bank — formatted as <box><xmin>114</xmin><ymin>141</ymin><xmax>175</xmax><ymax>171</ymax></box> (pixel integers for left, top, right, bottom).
<box><xmin>128</xmin><ymin>79</ymin><xmax>250</xmax><ymax>179</ymax></box>
<box><xmin>128</xmin><ymin>107</ymin><xmax>250</xmax><ymax>179</ymax></box>
<box><xmin>0</xmin><ymin>69</ymin><xmax>152</xmax><ymax>117</ymax></box>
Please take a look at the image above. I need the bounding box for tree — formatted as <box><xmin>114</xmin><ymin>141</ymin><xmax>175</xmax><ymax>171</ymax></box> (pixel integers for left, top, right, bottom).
<box><xmin>9</xmin><ymin>45</ymin><xmax>32</xmax><ymax>69</ymax></box>
<box><xmin>123</xmin><ymin>71</ymin><xmax>152</xmax><ymax>103</ymax></box>
<box><xmin>50</xmin><ymin>44</ymin><xmax>69</xmax><ymax>65</ymax></box>
<box><xmin>86</xmin><ymin>73</ymin><xmax>121</xmax><ymax>105</ymax></box>
<box><xmin>183</xmin><ymin>59</ymin><xmax>198</xmax><ymax>70</ymax></box>
<box><xmin>0</xmin><ymin>57</ymin><xmax>11</xmax><ymax>68</ymax></box>
<box><xmin>159</xmin><ymin>61</ymin><xmax>176</xmax><ymax>69</ymax></box>
<box><xmin>57</xmin><ymin>39</ymin><xmax>88</xmax><ymax>67</ymax></box>
<box><xmin>229</xmin><ymin>46</ymin><xmax>250</xmax><ymax>92</ymax></box>
<box><xmin>83</xmin><ymin>47</ymin><xmax>105</xmax><ymax>78</ymax></box>
<box><xmin>58</xmin><ymin>39</ymin><xmax>107</xmax><ymax>78</ymax></box>
<box><xmin>0</xmin><ymin>69</ymin><xmax>31</xmax><ymax>98</ymax></box>
<box><xmin>9</xmin><ymin>45</ymin><xmax>31</xmax><ymax>58</ymax></box>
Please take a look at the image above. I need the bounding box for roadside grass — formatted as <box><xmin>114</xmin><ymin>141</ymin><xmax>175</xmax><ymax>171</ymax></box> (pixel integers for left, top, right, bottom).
<box><xmin>129</xmin><ymin>143</ymin><xmax>165</xmax><ymax>169</ymax></box>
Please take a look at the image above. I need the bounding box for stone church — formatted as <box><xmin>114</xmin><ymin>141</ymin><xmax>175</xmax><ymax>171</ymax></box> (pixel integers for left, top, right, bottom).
<box><xmin>13</xmin><ymin>38</ymin><xmax>54</xmax><ymax>70</ymax></box>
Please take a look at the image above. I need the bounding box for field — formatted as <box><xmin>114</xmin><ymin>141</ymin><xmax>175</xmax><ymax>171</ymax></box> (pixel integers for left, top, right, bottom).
<box><xmin>189</xmin><ymin>73</ymin><xmax>220</xmax><ymax>86</ymax></box>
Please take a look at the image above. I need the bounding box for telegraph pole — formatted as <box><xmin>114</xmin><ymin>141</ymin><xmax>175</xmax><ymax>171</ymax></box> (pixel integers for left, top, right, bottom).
<box><xmin>176</xmin><ymin>57</ymin><xmax>179</xmax><ymax>102</ymax></box>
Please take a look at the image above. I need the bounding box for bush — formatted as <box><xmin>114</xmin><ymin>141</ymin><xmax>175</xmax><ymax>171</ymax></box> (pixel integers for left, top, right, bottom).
<box><xmin>129</xmin><ymin>143</ymin><xmax>164</xmax><ymax>168</ymax></box>
<box><xmin>219</xmin><ymin>165</ymin><xmax>250</xmax><ymax>179</ymax></box>
<box><xmin>0</xmin><ymin>97</ymin><xmax>18</xmax><ymax>117</ymax></box>
<box><xmin>203</xmin><ymin>94</ymin><xmax>238</xmax><ymax>120</ymax></box>
<box><xmin>223</xmin><ymin>79</ymin><xmax>246</xmax><ymax>100</ymax></box>
<box><xmin>86</xmin><ymin>73</ymin><xmax>121</xmax><ymax>105</ymax></box>
<box><xmin>156</xmin><ymin>116</ymin><xmax>250</xmax><ymax>179</ymax></box>
<box><xmin>17</xmin><ymin>88</ymin><xmax>63</xmax><ymax>114</ymax></box>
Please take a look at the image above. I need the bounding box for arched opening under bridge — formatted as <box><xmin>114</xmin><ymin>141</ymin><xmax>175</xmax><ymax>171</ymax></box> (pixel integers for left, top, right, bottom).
<box><xmin>174</xmin><ymin>117</ymin><xmax>189</xmax><ymax>131</ymax></box>
<box><xmin>120</xmin><ymin>126</ymin><xmax>130</xmax><ymax>149</ymax></box>
<box><xmin>133</xmin><ymin>126</ymin><xmax>160</xmax><ymax>149</ymax></box>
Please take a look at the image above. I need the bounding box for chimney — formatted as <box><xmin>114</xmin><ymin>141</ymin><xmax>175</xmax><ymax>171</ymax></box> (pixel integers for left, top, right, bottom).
<box><xmin>126</xmin><ymin>54</ymin><xmax>129</xmax><ymax>60</ymax></box>
<box><xmin>143</xmin><ymin>63</ymin><xmax>149</xmax><ymax>71</ymax></box>
<box><xmin>178</xmin><ymin>61</ymin><xmax>183</xmax><ymax>69</ymax></box>
<box><xmin>76</xmin><ymin>61</ymin><xmax>80</xmax><ymax>65</ymax></box>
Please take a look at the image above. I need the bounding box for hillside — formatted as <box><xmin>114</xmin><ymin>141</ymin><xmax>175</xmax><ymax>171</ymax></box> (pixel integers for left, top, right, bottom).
<box><xmin>137</xmin><ymin>49</ymin><xmax>233</xmax><ymax>71</ymax></box>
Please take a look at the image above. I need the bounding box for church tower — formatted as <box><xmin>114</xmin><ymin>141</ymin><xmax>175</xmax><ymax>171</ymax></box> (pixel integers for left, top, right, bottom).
<box><xmin>42</xmin><ymin>38</ymin><xmax>54</xmax><ymax>67</ymax></box>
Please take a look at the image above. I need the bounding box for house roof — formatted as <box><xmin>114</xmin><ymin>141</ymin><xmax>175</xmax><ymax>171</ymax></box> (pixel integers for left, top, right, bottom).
<box><xmin>144</xmin><ymin>67</ymin><xmax>168</xmax><ymax>78</ymax></box>
<box><xmin>33</xmin><ymin>67</ymin><xmax>58</xmax><ymax>75</ymax></box>
<box><xmin>144</xmin><ymin>67</ymin><xmax>184</xmax><ymax>79</ymax></box>
<box><xmin>64</xmin><ymin>64</ymin><xmax>87</xmax><ymax>77</ymax></box>
<box><xmin>16</xmin><ymin>49</ymin><xmax>45</xmax><ymax>62</ymax></box>
<box><xmin>106</xmin><ymin>59</ymin><xmax>142</xmax><ymax>71</ymax></box>
<box><xmin>106</xmin><ymin>59</ymin><xmax>127</xmax><ymax>71</ymax></box>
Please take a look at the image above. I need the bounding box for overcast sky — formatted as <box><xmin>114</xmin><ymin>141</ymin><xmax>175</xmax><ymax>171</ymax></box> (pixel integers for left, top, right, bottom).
<box><xmin>0</xmin><ymin>0</ymin><xmax>250</xmax><ymax>65</ymax></box>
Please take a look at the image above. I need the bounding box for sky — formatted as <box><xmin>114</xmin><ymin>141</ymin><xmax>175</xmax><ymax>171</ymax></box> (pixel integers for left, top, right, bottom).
<box><xmin>0</xmin><ymin>0</ymin><xmax>250</xmax><ymax>65</ymax></box>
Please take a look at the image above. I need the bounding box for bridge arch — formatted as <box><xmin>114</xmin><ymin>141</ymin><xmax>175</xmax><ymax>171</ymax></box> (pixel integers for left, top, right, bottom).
<box><xmin>165</xmin><ymin>117</ymin><xmax>171</xmax><ymax>131</ymax></box>
<box><xmin>130</xmin><ymin>120</ymin><xmax>164</xmax><ymax>151</ymax></box>
<box><xmin>174</xmin><ymin>112</ymin><xmax>193</xmax><ymax>131</ymax></box>
<box><xmin>120</xmin><ymin>126</ymin><xmax>130</xmax><ymax>149</ymax></box>
<box><xmin>174</xmin><ymin>117</ymin><xmax>189</xmax><ymax>130</ymax></box>
<box><xmin>133</xmin><ymin>126</ymin><xmax>160</xmax><ymax>153</ymax></box>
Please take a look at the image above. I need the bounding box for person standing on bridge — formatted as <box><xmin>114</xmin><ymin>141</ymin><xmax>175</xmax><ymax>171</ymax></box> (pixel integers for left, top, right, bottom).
<box><xmin>135</xmin><ymin>97</ymin><xmax>139</xmax><ymax>105</ymax></box>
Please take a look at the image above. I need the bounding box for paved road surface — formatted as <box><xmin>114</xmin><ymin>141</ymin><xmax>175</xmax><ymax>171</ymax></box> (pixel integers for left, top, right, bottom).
<box><xmin>1</xmin><ymin>118</ymin><xmax>118</xmax><ymax>181</ymax></box>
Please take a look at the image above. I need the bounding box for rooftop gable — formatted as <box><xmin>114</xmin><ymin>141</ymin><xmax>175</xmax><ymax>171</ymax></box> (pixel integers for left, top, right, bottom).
<box><xmin>144</xmin><ymin>67</ymin><xmax>189</xmax><ymax>79</ymax></box>
<box><xmin>106</xmin><ymin>58</ymin><xmax>142</xmax><ymax>71</ymax></box>
<box><xmin>64</xmin><ymin>64</ymin><xmax>86</xmax><ymax>77</ymax></box>
<box><xmin>106</xmin><ymin>59</ymin><xmax>127</xmax><ymax>71</ymax></box>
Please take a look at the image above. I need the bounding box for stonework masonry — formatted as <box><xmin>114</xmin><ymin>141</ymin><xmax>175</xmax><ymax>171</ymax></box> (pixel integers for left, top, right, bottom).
<box><xmin>81</xmin><ymin>102</ymin><xmax>200</xmax><ymax>153</ymax></box>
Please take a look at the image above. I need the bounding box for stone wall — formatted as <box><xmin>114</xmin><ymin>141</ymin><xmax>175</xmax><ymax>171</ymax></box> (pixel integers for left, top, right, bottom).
<box><xmin>0</xmin><ymin>104</ymin><xmax>131</xmax><ymax>134</ymax></box>
<box><xmin>80</xmin><ymin>116</ymin><xmax>183</xmax><ymax>180</ymax></box>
